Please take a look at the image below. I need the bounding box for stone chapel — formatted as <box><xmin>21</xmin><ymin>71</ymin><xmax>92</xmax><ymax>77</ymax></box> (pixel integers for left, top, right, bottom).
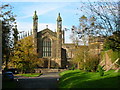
<box><xmin>31</xmin><ymin>11</ymin><xmax>76</xmax><ymax>68</ymax></box>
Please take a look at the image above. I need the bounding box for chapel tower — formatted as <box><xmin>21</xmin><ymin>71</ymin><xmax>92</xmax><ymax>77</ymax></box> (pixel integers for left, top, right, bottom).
<box><xmin>33</xmin><ymin>11</ymin><xmax>38</xmax><ymax>54</ymax></box>
<box><xmin>56</xmin><ymin>13</ymin><xmax>62</xmax><ymax>67</ymax></box>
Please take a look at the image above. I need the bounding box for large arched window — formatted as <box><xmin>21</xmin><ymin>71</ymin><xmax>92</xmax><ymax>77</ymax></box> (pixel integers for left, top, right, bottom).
<box><xmin>42</xmin><ymin>38</ymin><xmax>51</xmax><ymax>57</ymax></box>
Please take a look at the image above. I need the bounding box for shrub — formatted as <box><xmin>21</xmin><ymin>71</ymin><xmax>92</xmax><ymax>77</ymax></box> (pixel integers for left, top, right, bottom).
<box><xmin>69</xmin><ymin>65</ymin><xmax>75</xmax><ymax>70</ymax></box>
<box><xmin>71</xmin><ymin>47</ymin><xmax>100</xmax><ymax>72</ymax></box>
<box><xmin>84</xmin><ymin>54</ymin><xmax>100</xmax><ymax>72</ymax></box>
<box><xmin>98</xmin><ymin>65</ymin><xmax>104</xmax><ymax>76</ymax></box>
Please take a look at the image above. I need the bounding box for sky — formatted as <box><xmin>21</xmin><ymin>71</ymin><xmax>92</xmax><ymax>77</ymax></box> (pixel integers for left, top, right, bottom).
<box><xmin>1</xmin><ymin>0</ymin><xmax>118</xmax><ymax>43</ymax></box>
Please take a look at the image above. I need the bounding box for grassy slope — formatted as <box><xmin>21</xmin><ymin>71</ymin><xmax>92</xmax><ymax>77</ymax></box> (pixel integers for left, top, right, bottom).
<box><xmin>59</xmin><ymin>69</ymin><xmax>120</xmax><ymax>88</ymax></box>
<box><xmin>16</xmin><ymin>73</ymin><xmax>42</xmax><ymax>77</ymax></box>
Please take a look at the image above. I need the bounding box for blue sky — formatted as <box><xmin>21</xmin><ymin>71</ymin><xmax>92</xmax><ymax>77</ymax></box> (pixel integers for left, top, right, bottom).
<box><xmin>1</xmin><ymin>0</ymin><xmax>118</xmax><ymax>43</ymax></box>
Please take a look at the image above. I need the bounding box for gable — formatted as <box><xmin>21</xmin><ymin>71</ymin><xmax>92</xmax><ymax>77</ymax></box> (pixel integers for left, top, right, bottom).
<box><xmin>38</xmin><ymin>28</ymin><xmax>57</xmax><ymax>37</ymax></box>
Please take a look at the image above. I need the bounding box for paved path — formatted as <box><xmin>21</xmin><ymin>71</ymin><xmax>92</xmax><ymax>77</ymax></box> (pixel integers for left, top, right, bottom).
<box><xmin>15</xmin><ymin>72</ymin><xmax>60</xmax><ymax>89</ymax></box>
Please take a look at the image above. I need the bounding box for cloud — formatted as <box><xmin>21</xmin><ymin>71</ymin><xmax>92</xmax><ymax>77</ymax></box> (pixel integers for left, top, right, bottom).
<box><xmin>15</xmin><ymin>3</ymin><xmax>70</xmax><ymax>19</ymax></box>
<box><xmin>17</xmin><ymin>22</ymin><xmax>32</xmax><ymax>32</ymax></box>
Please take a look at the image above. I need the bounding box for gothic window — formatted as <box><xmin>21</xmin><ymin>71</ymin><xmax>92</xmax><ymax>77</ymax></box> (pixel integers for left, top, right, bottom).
<box><xmin>42</xmin><ymin>38</ymin><xmax>51</xmax><ymax>57</ymax></box>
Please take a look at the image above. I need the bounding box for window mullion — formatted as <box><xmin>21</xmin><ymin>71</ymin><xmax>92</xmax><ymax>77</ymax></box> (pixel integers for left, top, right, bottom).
<box><xmin>42</xmin><ymin>38</ymin><xmax>51</xmax><ymax>57</ymax></box>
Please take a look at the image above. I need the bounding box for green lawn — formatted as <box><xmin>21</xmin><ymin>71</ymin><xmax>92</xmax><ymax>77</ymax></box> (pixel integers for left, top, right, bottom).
<box><xmin>16</xmin><ymin>73</ymin><xmax>42</xmax><ymax>77</ymax></box>
<box><xmin>58</xmin><ymin>69</ymin><xmax>120</xmax><ymax>88</ymax></box>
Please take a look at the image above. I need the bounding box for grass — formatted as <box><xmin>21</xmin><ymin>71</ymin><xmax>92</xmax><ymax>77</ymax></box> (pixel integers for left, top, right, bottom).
<box><xmin>16</xmin><ymin>73</ymin><xmax>42</xmax><ymax>77</ymax></box>
<box><xmin>58</xmin><ymin>69</ymin><xmax>120</xmax><ymax>88</ymax></box>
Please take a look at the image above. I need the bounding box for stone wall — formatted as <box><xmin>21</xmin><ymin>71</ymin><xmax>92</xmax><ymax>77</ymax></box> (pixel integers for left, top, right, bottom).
<box><xmin>34</xmin><ymin>69</ymin><xmax>67</xmax><ymax>73</ymax></box>
<box><xmin>100</xmin><ymin>51</ymin><xmax>118</xmax><ymax>70</ymax></box>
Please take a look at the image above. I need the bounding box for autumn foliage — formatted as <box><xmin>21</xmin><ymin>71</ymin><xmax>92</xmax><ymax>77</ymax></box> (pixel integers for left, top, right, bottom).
<box><xmin>72</xmin><ymin>46</ymin><xmax>100</xmax><ymax>72</ymax></box>
<box><xmin>10</xmin><ymin>36</ymin><xmax>43</xmax><ymax>73</ymax></box>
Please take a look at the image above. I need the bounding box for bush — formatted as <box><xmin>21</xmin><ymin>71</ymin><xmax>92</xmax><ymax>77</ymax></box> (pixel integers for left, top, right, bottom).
<box><xmin>69</xmin><ymin>65</ymin><xmax>75</xmax><ymax>70</ymax></box>
<box><xmin>84</xmin><ymin>54</ymin><xmax>100</xmax><ymax>72</ymax></box>
<box><xmin>71</xmin><ymin>47</ymin><xmax>100</xmax><ymax>72</ymax></box>
<box><xmin>98</xmin><ymin>65</ymin><xmax>104</xmax><ymax>76</ymax></box>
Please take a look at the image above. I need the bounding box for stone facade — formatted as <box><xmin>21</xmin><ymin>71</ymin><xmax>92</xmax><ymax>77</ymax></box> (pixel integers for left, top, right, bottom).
<box><xmin>88</xmin><ymin>36</ymin><xmax>105</xmax><ymax>55</ymax></box>
<box><xmin>32</xmin><ymin>11</ymin><xmax>75</xmax><ymax>68</ymax></box>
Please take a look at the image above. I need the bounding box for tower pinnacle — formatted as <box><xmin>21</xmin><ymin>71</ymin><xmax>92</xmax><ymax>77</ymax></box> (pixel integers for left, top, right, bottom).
<box><xmin>33</xmin><ymin>10</ymin><xmax>38</xmax><ymax>19</ymax></box>
<box><xmin>57</xmin><ymin>13</ymin><xmax>62</xmax><ymax>21</ymax></box>
<box><xmin>33</xmin><ymin>11</ymin><xmax>38</xmax><ymax>54</ymax></box>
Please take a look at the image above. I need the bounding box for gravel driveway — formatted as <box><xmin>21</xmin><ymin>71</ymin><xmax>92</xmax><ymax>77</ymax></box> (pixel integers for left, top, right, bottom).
<box><xmin>15</xmin><ymin>72</ymin><xmax>60</xmax><ymax>89</ymax></box>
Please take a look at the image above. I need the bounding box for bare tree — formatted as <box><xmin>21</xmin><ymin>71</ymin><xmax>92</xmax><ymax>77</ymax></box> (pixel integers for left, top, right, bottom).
<box><xmin>80</xmin><ymin>0</ymin><xmax>119</xmax><ymax>36</ymax></box>
<box><xmin>71</xmin><ymin>15</ymin><xmax>98</xmax><ymax>70</ymax></box>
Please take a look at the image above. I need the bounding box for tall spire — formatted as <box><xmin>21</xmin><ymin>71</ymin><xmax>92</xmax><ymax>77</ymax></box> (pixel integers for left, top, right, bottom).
<box><xmin>57</xmin><ymin>13</ymin><xmax>62</xmax><ymax>21</ymax></box>
<box><xmin>33</xmin><ymin>10</ymin><xmax>38</xmax><ymax>54</ymax></box>
<box><xmin>56</xmin><ymin>13</ymin><xmax>62</xmax><ymax>68</ymax></box>
<box><xmin>27</xmin><ymin>30</ymin><xmax>29</xmax><ymax>36</ymax></box>
<box><xmin>25</xmin><ymin>32</ymin><xmax>27</xmax><ymax>37</ymax></box>
<box><xmin>30</xmin><ymin>29</ymin><xmax>32</xmax><ymax>35</ymax></box>
<box><xmin>33</xmin><ymin>10</ymin><xmax>38</xmax><ymax>32</ymax></box>
<box><xmin>33</xmin><ymin>10</ymin><xmax>38</xmax><ymax>19</ymax></box>
<box><xmin>57</xmin><ymin>13</ymin><xmax>62</xmax><ymax>31</ymax></box>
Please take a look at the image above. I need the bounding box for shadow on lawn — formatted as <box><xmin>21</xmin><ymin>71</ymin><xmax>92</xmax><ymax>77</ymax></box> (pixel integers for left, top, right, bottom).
<box><xmin>60</xmin><ymin>71</ymin><xmax>81</xmax><ymax>80</ymax></box>
<box><xmin>59</xmin><ymin>71</ymin><xmax>90</xmax><ymax>88</ymax></box>
<box><xmin>59</xmin><ymin>71</ymin><xmax>120</xmax><ymax>88</ymax></box>
<box><xmin>71</xmin><ymin>76</ymin><xmax>120</xmax><ymax>88</ymax></box>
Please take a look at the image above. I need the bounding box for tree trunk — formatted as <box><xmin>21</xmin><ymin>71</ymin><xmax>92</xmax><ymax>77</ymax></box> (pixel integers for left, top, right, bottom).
<box><xmin>77</xmin><ymin>62</ymin><xmax>79</xmax><ymax>69</ymax></box>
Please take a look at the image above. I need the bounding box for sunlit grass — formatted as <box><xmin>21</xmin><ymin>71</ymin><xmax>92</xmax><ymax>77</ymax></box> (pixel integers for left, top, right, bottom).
<box><xmin>16</xmin><ymin>73</ymin><xmax>42</xmax><ymax>77</ymax></box>
<box><xmin>59</xmin><ymin>69</ymin><xmax>120</xmax><ymax>88</ymax></box>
